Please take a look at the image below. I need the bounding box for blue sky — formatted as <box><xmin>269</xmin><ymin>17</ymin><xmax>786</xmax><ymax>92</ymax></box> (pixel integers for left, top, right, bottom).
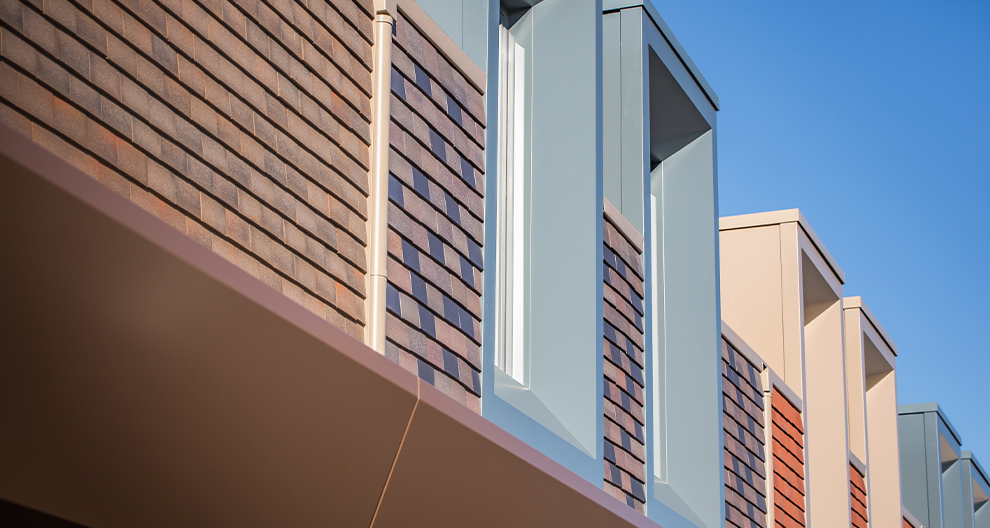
<box><xmin>652</xmin><ymin>1</ymin><xmax>990</xmax><ymax>459</ymax></box>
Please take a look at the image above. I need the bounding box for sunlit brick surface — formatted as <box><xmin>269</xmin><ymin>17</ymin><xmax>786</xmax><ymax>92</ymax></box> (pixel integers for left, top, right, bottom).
<box><xmin>602</xmin><ymin>215</ymin><xmax>646</xmax><ymax>512</ymax></box>
<box><xmin>383</xmin><ymin>11</ymin><xmax>485</xmax><ymax>412</ymax></box>
<box><xmin>0</xmin><ymin>0</ymin><xmax>374</xmax><ymax>338</ymax></box>
<box><xmin>850</xmin><ymin>464</ymin><xmax>868</xmax><ymax>528</ymax></box>
<box><xmin>772</xmin><ymin>390</ymin><xmax>806</xmax><ymax>528</ymax></box>
<box><xmin>723</xmin><ymin>339</ymin><xmax>768</xmax><ymax>528</ymax></box>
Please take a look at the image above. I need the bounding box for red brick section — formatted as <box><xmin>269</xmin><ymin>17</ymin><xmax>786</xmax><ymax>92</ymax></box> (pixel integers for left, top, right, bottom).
<box><xmin>602</xmin><ymin>215</ymin><xmax>646</xmax><ymax>513</ymax></box>
<box><xmin>772</xmin><ymin>390</ymin><xmax>806</xmax><ymax>528</ymax></box>
<box><xmin>723</xmin><ymin>339</ymin><xmax>768</xmax><ymax>528</ymax></box>
<box><xmin>850</xmin><ymin>464</ymin><xmax>868</xmax><ymax>528</ymax></box>
<box><xmin>903</xmin><ymin>518</ymin><xmax>913</xmax><ymax>528</ymax></box>
<box><xmin>383</xmin><ymin>10</ymin><xmax>484</xmax><ymax>413</ymax></box>
<box><xmin>0</xmin><ymin>0</ymin><xmax>374</xmax><ymax>338</ymax></box>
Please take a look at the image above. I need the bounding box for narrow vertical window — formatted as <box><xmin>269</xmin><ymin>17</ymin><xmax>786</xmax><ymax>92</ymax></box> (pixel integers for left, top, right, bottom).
<box><xmin>495</xmin><ymin>17</ymin><xmax>530</xmax><ymax>384</ymax></box>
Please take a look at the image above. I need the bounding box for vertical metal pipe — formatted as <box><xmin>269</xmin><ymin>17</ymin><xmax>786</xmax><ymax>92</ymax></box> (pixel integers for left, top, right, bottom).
<box><xmin>365</xmin><ymin>12</ymin><xmax>394</xmax><ymax>353</ymax></box>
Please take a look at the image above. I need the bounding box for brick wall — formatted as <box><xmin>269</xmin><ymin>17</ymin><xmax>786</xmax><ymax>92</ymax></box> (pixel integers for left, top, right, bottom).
<box><xmin>723</xmin><ymin>339</ymin><xmax>768</xmax><ymax>528</ymax></box>
<box><xmin>602</xmin><ymin>214</ymin><xmax>646</xmax><ymax>512</ymax></box>
<box><xmin>850</xmin><ymin>464</ymin><xmax>868</xmax><ymax>528</ymax></box>
<box><xmin>772</xmin><ymin>390</ymin><xmax>806</xmax><ymax>528</ymax></box>
<box><xmin>383</xmin><ymin>10</ymin><xmax>485</xmax><ymax>412</ymax></box>
<box><xmin>0</xmin><ymin>0</ymin><xmax>374</xmax><ymax>338</ymax></box>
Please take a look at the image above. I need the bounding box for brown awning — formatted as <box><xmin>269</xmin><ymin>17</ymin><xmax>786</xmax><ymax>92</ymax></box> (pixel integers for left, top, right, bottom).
<box><xmin>0</xmin><ymin>125</ymin><xmax>660</xmax><ymax>528</ymax></box>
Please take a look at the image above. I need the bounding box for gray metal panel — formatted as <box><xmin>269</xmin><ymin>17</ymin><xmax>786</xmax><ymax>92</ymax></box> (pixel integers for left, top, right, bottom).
<box><xmin>929</xmin><ymin>411</ymin><xmax>950</xmax><ymax>528</ymax></box>
<box><xmin>978</xmin><ymin>507</ymin><xmax>990</xmax><ymax>528</ymax></box>
<box><xmin>527</xmin><ymin>0</ymin><xmax>603</xmax><ymax>462</ymax></box>
<box><xmin>900</xmin><ymin>402</ymin><xmax>965</xmax><ymax>446</ymax></box>
<box><xmin>602</xmin><ymin>13</ymin><xmax>622</xmax><ymax>210</ymax></box>
<box><xmin>601</xmin><ymin>0</ymin><xmax>718</xmax><ymax>110</ymax></box>
<box><xmin>482</xmin><ymin>0</ymin><xmax>604</xmax><ymax>485</ymax></box>
<box><xmin>619</xmin><ymin>7</ymin><xmax>646</xmax><ymax>234</ymax></box>
<box><xmin>651</xmin><ymin>130</ymin><xmax>722</xmax><ymax>528</ymax></box>
<box><xmin>964</xmin><ymin>459</ymin><xmax>978</xmax><ymax>528</ymax></box>
<box><xmin>591</xmin><ymin>6</ymin><xmax>721</xmax><ymax>526</ymax></box>
<box><xmin>900</xmin><ymin>412</ymin><xmax>936</xmax><ymax>527</ymax></box>
<box><xmin>946</xmin><ymin>460</ymin><xmax>967</xmax><ymax>528</ymax></box>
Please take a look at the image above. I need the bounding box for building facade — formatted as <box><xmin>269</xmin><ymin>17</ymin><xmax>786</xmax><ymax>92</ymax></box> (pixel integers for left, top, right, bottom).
<box><xmin>0</xmin><ymin>0</ymin><xmax>981</xmax><ymax>526</ymax></box>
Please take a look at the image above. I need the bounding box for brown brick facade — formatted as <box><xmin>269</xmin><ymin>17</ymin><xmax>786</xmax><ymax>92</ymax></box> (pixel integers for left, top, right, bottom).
<box><xmin>723</xmin><ymin>339</ymin><xmax>768</xmax><ymax>528</ymax></box>
<box><xmin>382</xmin><ymin>10</ymin><xmax>485</xmax><ymax>413</ymax></box>
<box><xmin>772</xmin><ymin>390</ymin><xmax>806</xmax><ymax>528</ymax></box>
<box><xmin>850</xmin><ymin>464</ymin><xmax>868</xmax><ymax>528</ymax></box>
<box><xmin>0</xmin><ymin>0</ymin><xmax>374</xmax><ymax>338</ymax></box>
<box><xmin>602</xmin><ymin>214</ymin><xmax>646</xmax><ymax>512</ymax></box>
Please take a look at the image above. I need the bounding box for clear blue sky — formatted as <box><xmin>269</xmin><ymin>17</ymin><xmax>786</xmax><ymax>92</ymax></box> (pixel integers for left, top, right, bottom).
<box><xmin>652</xmin><ymin>1</ymin><xmax>990</xmax><ymax>458</ymax></box>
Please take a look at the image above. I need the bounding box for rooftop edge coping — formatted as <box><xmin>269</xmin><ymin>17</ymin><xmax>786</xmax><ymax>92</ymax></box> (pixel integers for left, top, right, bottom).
<box><xmin>843</xmin><ymin>296</ymin><xmax>898</xmax><ymax>356</ymax></box>
<box><xmin>719</xmin><ymin>208</ymin><xmax>846</xmax><ymax>285</ymax></box>
<box><xmin>898</xmin><ymin>403</ymin><xmax>963</xmax><ymax>446</ymax></box>
<box><xmin>962</xmin><ymin>450</ymin><xmax>990</xmax><ymax>490</ymax></box>
<box><xmin>602</xmin><ymin>0</ymin><xmax>719</xmax><ymax>111</ymax></box>
<box><xmin>604</xmin><ymin>197</ymin><xmax>645</xmax><ymax>253</ymax></box>
<box><xmin>848</xmin><ymin>449</ymin><xmax>866</xmax><ymax>477</ymax></box>
<box><xmin>902</xmin><ymin>506</ymin><xmax>924</xmax><ymax>528</ymax></box>
<box><xmin>765</xmin><ymin>368</ymin><xmax>802</xmax><ymax>413</ymax></box>
<box><xmin>603</xmin><ymin>0</ymin><xmax>720</xmax><ymax>111</ymax></box>
<box><xmin>721</xmin><ymin>320</ymin><xmax>766</xmax><ymax>372</ymax></box>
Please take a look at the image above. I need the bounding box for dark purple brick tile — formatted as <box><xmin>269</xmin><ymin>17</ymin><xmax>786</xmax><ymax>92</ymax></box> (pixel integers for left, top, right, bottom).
<box><xmin>427</xmin><ymin>232</ymin><xmax>444</xmax><ymax>263</ymax></box>
<box><xmin>411</xmin><ymin>165</ymin><xmax>429</xmax><ymax>198</ymax></box>
<box><xmin>410</xmin><ymin>273</ymin><xmax>427</xmax><ymax>304</ymax></box>
<box><xmin>387</xmin><ymin>174</ymin><xmax>404</xmax><ymax>205</ymax></box>
<box><xmin>466</xmin><ymin>238</ymin><xmax>482</xmax><ymax>267</ymax></box>
<box><xmin>442</xmin><ymin>348</ymin><xmax>458</xmax><ymax>379</ymax></box>
<box><xmin>428</xmin><ymin>128</ymin><xmax>444</xmax><ymax>159</ymax></box>
<box><xmin>444</xmin><ymin>191</ymin><xmax>460</xmax><ymax>225</ymax></box>
<box><xmin>413</xmin><ymin>63</ymin><xmax>430</xmax><ymax>96</ymax></box>
<box><xmin>417</xmin><ymin>358</ymin><xmax>434</xmax><ymax>385</ymax></box>
<box><xmin>459</xmin><ymin>255</ymin><xmax>473</xmax><ymax>288</ymax></box>
<box><xmin>459</xmin><ymin>157</ymin><xmax>475</xmax><ymax>189</ymax></box>
<box><xmin>441</xmin><ymin>295</ymin><xmax>458</xmax><ymax>327</ymax></box>
<box><xmin>390</xmin><ymin>66</ymin><xmax>405</xmax><ymax>99</ymax></box>
<box><xmin>446</xmin><ymin>93</ymin><xmax>462</xmax><ymax>126</ymax></box>
<box><xmin>385</xmin><ymin>282</ymin><xmax>400</xmax><ymax>315</ymax></box>
<box><xmin>418</xmin><ymin>304</ymin><xmax>435</xmax><ymax>338</ymax></box>
<box><xmin>400</xmin><ymin>238</ymin><xmax>419</xmax><ymax>271</ymax></box>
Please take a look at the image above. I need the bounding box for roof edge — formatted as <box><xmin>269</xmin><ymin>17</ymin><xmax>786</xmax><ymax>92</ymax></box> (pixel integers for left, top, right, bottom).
<box><xmin>602</xmin><ymin>0</ymin><xmax>719</xmax><ymax>110</ymax></box>
<box><xmin>902</xmin><ymin>506</ymin><xmax>924</xmax><ymax>528</ymax></box>
<box><xmin>963</xmin><ymin>451</ymin><xmax>990</xmax><ymax>488</ymax></box>
<box><xmin>719</xmin><ymin>209</ymin><xmax>846</xmax><ymax>284</ymax></box>
<box><xmin>843</xmin><ymin>296</ymin><xmax>898</xmax><ymax>355</ymax></box>
<box><xmin>721</xmin><ymin>320</ymin><xmax>765</xmax><ymax>372</ymax></box>
<box><xmin>898</xmin><ymin>403</ymin><xmax>963</xmax><ymax>445</ymax></box>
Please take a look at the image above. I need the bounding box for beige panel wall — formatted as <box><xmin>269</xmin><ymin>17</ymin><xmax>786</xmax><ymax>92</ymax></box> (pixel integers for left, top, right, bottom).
<box><xmin>799</xmin><ymin>235</ymin><xmax>851</xmax><ymax>527</ymax></box>
<box><xmin>719</xmin><ymin>225</ymin><xmax>786</xmax><ymax>378</ymax></box>
<box><xmin>868</xmin><ymin>370</ymin><xmax>902</xmax><ymax>527</ymax></box>
<box><xmin>844</xmin><ymin>311</ymin><xmax>869</xmax><ymax>465</ymax></box>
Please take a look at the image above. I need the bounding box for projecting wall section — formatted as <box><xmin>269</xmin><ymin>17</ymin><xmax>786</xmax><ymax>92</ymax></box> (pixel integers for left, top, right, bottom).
<box><xmin>772</xmin><ymin>391</ymin><xmax>806</xmax><ymax>528</ymax></box>
<box><xmin>850</xmin><ymin>464</ymin><xmax>868</xmax><ymax>528</ymax></box>
<box><xmin>384</xmin><ymin>10</ymin><xmax>485</xmax><ymax>412</ymax></box>
<box><xmin>0</xmin><ymin>0</ymin><xmax>374</xmax><ymax>338</ymax></box>
<box><xmin>723</xmin><ymin>339</ymin><xmax>768</xmax><ymax>528</ymax></box>
<box><xmin>602</xmin><ymin>214</ymin><xmax>647</xmax><ymax>512</ymax></box>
